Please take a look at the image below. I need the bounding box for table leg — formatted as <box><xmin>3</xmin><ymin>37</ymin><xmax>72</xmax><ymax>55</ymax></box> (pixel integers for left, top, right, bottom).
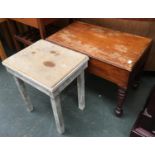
<box><xmin>77</xmin><ymin>71</ymin><xmax>85</xmax><ymax>110</ymax></box>
<box><xmin>50</xmin><ymin>95</ymin><xmax>65</xmax><ymax>134</ymax></box>
<box><xmin>14</xmin><ymin>76</ymin><xmax>33</xmax><ymax>112</ymax></box>
<box><xmin>115</xmin><ymin>87</ymin><xmax>127</xmax><ymax>117</ymax></box>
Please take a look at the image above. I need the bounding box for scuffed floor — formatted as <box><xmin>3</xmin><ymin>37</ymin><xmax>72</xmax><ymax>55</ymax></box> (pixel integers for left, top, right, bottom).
<box><xmin>0</xmin><ymin>63</ymin><xmax>154</xmax><ymax>137</ymax></box>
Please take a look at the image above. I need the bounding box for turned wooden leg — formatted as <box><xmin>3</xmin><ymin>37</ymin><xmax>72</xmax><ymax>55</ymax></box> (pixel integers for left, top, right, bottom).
<box><xmin>115</xmin><ymin>87</ymin><xmax>127</xmax><ymax>117</ymax></box>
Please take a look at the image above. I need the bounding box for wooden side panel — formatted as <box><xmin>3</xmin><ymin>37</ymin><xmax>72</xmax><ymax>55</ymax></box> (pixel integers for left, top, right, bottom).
<box><xmin>0</xmin><ymin>41</ymin><xmax>7</xmax><ymax>60</ymax></box>
<box><xmin>11</xmin><ymin>18</ymin><xmax>38</xmax><ymax>28</ymax></box>
<box><xmin>88</xmin><ymin>58</ymin><xmax>130</xmax><ymax>88</ymax></box>
<box><xmin>11</xmin><ymin>18</ymin><xmax>59</xmax><ymax>29</ymax></box>
<box><xmin>0</xmin><ymin>19</ymin><xmax>15</xmax><ymax>50</ymax></box>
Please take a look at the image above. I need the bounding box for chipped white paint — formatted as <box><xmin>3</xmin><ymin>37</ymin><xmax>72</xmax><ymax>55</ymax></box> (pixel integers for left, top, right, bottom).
<box><xmin>2</xmin><ymin>40</ymin><xmax>88</xmax><ymax>89</ymax></box>
<box><xmin>14</xmin><ymin>76</ymin><xmax>33</xmax><ymax>112</ymax></box>
<box><xmin>77</xmin><ymin>71</ymin><xmax>85</xmax><ymax>110</ymax></box>
<box><xmin>2</xmin><ymin>40</ymin><xmax>89</xmax><ymax>134</ymax></box>
<box><xmin>50</xmin><ymin>95</ymin><xmax>65</xmax><ymax>134</ymax></box>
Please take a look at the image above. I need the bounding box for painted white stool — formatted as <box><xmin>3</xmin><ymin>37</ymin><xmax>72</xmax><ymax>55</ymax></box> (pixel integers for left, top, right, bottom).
<box><xmin>2</xmin><ymin>40</ymin><xmax>89</xmax><ymax>134</ymax></box>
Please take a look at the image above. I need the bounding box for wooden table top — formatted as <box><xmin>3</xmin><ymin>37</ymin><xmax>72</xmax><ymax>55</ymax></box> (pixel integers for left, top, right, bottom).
<box><xmin>0</xmin><ymin>18</ymin><xmax>6</xmax><ymax>23</ymax></box>
<box><xmin>2</xmin><ymin>40</ymin><xmax>88</xmax><ymax>90</ymax></box>
<box><xmin>10</xmin><ymin>18</ymin><xmax>58</xmax><ymax>29</ymax></box>
<box><xmin>47</xmin><ymin>21</ymin><xmax>152</xmax><ymax>71</ymax></box>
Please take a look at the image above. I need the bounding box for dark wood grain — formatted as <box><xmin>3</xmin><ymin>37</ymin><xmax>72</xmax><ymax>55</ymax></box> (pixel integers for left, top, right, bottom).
<box><xmin>0</xmin><ymin>41</ymin><xmax>7</xmax><ymax>60</ymax></box>
<box><xmin>11</xmin><ymin>18</ymin><xmax>58</xmax><ymax>29</ymax></box>
<box><xmin>0</xmin><ymin>20</ymin><xmax>15</xmax><ymax>50</ymax></box>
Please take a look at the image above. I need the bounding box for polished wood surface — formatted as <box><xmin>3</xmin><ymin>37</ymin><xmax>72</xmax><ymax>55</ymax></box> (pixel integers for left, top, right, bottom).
<box><xmin>79</xmin><ymin>18</ymin><xmax>155</xmax><ymax>71</ymax></box>
<box><xmin>47</xmin><ymin>21</ymin><xmax>152</xmax><ymax>116</ymax></box>
<box><xmin>47</xmin><ymin>21</ymin><xmax>151</xmax><ymax>71</ymax></box>
<box><xmin>11</xmin><ymin>18</ymin><xmax>58</xmax><ymax>29</ymax></box>
<box><xmin>11</xmin><ymin>18</ymin><xmax>38</xmax><ymax>28</ymax></box>
<box><xmin>0</xmin><ymin>18</ymin><xmax>6</xmax><ymax>23</ymax></box>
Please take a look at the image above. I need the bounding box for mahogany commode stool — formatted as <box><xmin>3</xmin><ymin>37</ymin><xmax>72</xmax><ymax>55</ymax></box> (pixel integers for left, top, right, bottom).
<box><xmin>47</xmin><ymin>21</ymin><xmax>152</xmax><ymax>116</ymax></box>
<box><xmin>2</xmin><ymin>40</ymin><xmax>89</xmax><ymax>134</ymax></box>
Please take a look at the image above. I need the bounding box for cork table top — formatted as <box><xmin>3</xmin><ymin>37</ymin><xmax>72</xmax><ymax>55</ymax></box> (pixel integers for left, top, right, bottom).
<box><xmin>47</xmin><ymin>21</ymin><xmax>152</xmax><ymax>71</ymax></box>
<box><xmin>2</xmin><ymin>40</ymin><xmax>88</xmax><ymax>89</ymax></box>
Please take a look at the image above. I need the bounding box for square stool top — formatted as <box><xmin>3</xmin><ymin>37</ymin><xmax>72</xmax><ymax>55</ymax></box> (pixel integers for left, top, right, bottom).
<box><xmin>2</xmin><ymin>40</ymin><xmax>88</xmax><ymax>91</ymax></box>
<box><xmin>47</xmin><ymin>21</ymin><xmax>152</xmax><ymax>71</ymax></box>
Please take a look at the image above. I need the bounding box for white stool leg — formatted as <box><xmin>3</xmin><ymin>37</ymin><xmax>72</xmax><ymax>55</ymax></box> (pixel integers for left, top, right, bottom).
<box><xmin>14</xmin><ymin>76</ymin><xmax>33</xmax><ymax>112</ymax></box>
<box><xmin>50</xmin><ymin>95</ymin><xmax>65</xmax><ymax>134</ymax></box>
<box><xmin>77</xmin><ymin>71</ymin><xmax>85</xmax><ymax>110</ymax></box>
